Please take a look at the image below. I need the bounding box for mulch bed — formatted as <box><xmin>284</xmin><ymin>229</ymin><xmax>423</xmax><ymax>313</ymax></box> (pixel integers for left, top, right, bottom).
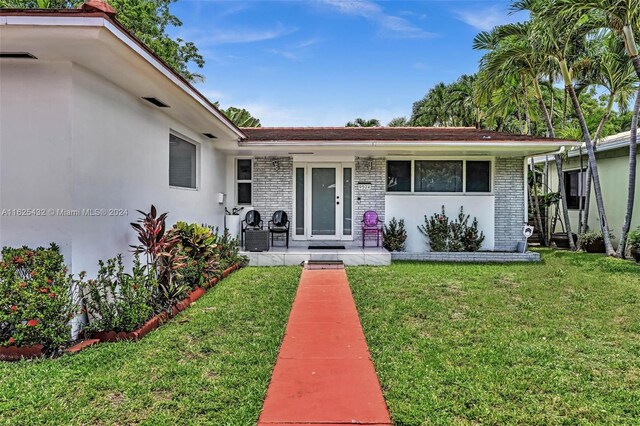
<box><xmin>0</xmin><ymin>264</ymin><xmax>242</xmax><ymax>361</ymax></box>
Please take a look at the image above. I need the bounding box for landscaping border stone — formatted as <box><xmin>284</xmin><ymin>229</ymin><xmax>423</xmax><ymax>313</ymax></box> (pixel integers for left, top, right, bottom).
<box><xmin>1</xmin><ymin>263</ymin><xmax>243</xmax><ymax>361</ymax></box>
<box><xmin>390</xmin><ymin>251</ymin><xmax>541</xmax><ymax>262</ymax></box>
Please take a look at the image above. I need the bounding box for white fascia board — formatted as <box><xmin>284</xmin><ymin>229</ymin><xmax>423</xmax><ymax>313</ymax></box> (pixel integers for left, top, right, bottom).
<box><xmin>2</xmin><ymin>15</ymin><xmax>245</xmax><ymax>140</ymax></box>
<box><xmin>238</xmin><ymin>140</ymin><xmax>580</xmax><ymax>150</ymax></box>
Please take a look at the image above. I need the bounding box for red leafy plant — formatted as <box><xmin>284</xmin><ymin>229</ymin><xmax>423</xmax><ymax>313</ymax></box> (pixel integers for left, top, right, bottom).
<box><xmin>0</xmin><ymin>244</ymin><xmax>77</xmax><ymax>352</ymax></box>
<box><xmin>130</xmin><ymin>206</ymin><xmax>188</xmax><ymax>312</ymax></box>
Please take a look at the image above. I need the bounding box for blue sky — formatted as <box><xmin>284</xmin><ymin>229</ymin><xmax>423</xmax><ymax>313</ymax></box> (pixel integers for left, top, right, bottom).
<box><xmin>169</xmin><ymin>0</ymin><xmax>524</xmax><ymax>126</ymax></box>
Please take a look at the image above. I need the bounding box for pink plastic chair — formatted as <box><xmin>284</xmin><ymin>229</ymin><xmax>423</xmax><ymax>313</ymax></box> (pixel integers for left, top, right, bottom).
<box><xmin>361</xmin><ymin>210</ymin><xmax>383</xmax><ymax>248</ymax></box>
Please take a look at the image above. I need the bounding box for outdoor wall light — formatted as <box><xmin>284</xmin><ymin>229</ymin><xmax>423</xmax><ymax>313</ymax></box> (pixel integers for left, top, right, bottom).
<box><xmin>364</xmin><ymin>157</ymin><xmax>374</xmax><ymax>172</ymax></box>
<box><xmin>271</xmin><ymin>159</ymin><xmax>281</xmax><ymax>171</ymax></box>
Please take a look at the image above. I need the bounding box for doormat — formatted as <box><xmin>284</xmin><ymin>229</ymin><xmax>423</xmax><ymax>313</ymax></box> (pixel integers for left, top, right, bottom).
<box><xmin>308</xmin><ymin>245</ymin><xmax>346</xmax><ymax>250</ymax></box>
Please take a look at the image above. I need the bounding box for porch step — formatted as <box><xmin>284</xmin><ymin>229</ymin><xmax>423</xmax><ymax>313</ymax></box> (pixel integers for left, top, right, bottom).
<box><xmin>304</xmin><ymin>260</ymin><xmax>344</xmax><ymax>270</ymax></box>
<box><xmin>239</xmin><ymin>247</ymin><xmax>391</xmax><ymax>266</ymax></box>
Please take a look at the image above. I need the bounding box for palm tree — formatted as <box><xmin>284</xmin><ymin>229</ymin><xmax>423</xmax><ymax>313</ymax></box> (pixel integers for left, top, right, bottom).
<box><xmin>551</xmin><ymin>0</ymin><xmax>640</xmax><ymax>256</ymax></box>
<box><xmin>345</xmin><ymin>118</ymin><xmax>381</xmax><ymax>127</ymax></box>
<box><xmin>577</xmin><ymin>33</ymin><xmax>637</xmax><ymax>233</ymax></box>
<box><xmin>411</xmin><ymin>83</ymin><xmax>452</xmax><ymax>126</ymax></box>
<box><xmin>212</xmin><ymin>103</ymin><xmax>261</xmax><ymax>127</ymax></box>
<box><xmin>223</xmin><ymin>107</ymin><xmax>261</xmax><ymax>128</ymax></box>
<box><xmin>514</xmin><ymin>0</ymin><xmax>616</xmax><ymax>255</ymax></box>
<box><xmin>387</xmin><ymin>117</ymin><xmax>409</xmax><ymax>127</ymax></box>
<box><xmin>446</xmin><ymin>75</ymin><xmax>483</xmax><ymax>128</ymax></box>
<box><xmin>475</xmin><ymin>21</ymin><xmax>576</xmax><ymax>249</ymax></box>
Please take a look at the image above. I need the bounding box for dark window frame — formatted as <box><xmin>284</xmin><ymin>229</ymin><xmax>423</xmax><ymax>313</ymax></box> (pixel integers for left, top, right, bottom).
<box><xmin>414</xmin><ymin>160</ymin><xmax>464</xmax><ymax>193</ymax></box>
<box><xmin>236</xmin><ymin>158</ymin><xmax>253</xmax><ymax>205</ymax></box>
<box><xmin>564</xmin><ymin>168</ymin><xmax>586</xmax><ymax>210</ymax></box>
<box><xmin>385</xmin><ymin>159</ymin><xmax>493</xmax><ymax>194</ymax></box>
<box><xmin>386</xmin><ymin>160</ymin><xmax>412</xmax><ymax>192</ymax></box>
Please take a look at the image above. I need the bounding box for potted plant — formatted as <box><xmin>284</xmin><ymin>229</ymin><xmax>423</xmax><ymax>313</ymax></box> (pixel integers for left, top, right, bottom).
<box><xmin>578</xmin><ymin>231</ymin><xmax>609</xmax><ymax>253</ymax></box>
<box><xmin>628</xmin><ymin>228</ymin><xmax>640</xmax><ymax>263</ymax></box>
<box><xmin>224</xmin><ymin>207</ymin><xmax>244</xmax><ymax>240</ymax></box>
<box><xmin>551</xmin><ymin>232</ymin><xmax>578</xmax><ymax>249</ymax></box>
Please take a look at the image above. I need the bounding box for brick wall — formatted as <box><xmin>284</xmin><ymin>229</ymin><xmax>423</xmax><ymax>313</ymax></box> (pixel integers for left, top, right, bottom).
<box><xmin>248</xmin><ymin>156</ymin><xmax>525</xmax><ymax>251</ymax></box>
<box><xmin>252</xmin><ymin>157</ymin><xmax>293</xmax><ymax>238</ymax></box>
<box><xmin>494</xmin><ymin>157</ymin><xmax>526</xmax><ymax>251</ymax></box>
<box><xmin>354</xmin><ymin>157</ymin><xmax>386</xmax><ymax>244</ymax></box>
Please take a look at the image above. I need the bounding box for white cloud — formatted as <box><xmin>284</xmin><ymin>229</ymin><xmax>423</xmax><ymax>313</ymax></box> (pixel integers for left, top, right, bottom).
<box><xmin>454</xmin><ymin>5</ymin><xmax>520</xmax><ymax>32</ymax></box>
<box><xmin>189</xmin><ymin>24</ymin><xmax>297</xmax><ymax>45</ymax></box>
<box><xmin>318</xmin><ymin>0</ymin><xmax>435</xmax><ymax>39</ymax></box>
<box><xmin>266</xmin><ymin>37</ymin><xmax>322</xmax><ymax>61</ymax></box>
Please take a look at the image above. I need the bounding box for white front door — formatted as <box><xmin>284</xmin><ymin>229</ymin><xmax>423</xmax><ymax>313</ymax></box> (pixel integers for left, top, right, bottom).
<box><xmin>293</xmin><ymin>162</ymin><xmax>354</xmax><ymax>241</ymax></box>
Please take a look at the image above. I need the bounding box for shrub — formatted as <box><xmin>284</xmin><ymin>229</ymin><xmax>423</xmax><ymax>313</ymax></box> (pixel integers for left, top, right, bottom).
<box><xmin>208</xmin><ymin>226</ymin><xmax>247</xmax><ymax>269</ymax></box>
<box><xmin>627</xmin><ymin>228</ymin><xmax>640</xmax><ymax>250</ymax></box>
<box><xmin>130</xmin><ymin>205</ymin><xmax>188</xmax><ymax>312</ymax></box>
<box><xmin>383</xmin><ymin>218</ymin><xmax>407</xmax><ymax>252</ymax></box>
<box><xmin>78</xmin><ymin>254</ymin><xmax>154</xmax><ymax>334</ymax></box>
<box><xmin>172</xmin><ymin>222</ymin><xmax>220</xmax><ymax>288</ymax></box>
<box><xmin>417</xmin><ymin>206</ymin><xmax>484</xmax><ymax>252</ymax></box>
<box><xmin>0</xmin><ymin>244</ymin><xmax>76</xmax><ymax>351</ymax></box>
<box><xmin>578</xmin><ymin>231</ymin><xmax>614</xmax><ymax>252</ymax></box>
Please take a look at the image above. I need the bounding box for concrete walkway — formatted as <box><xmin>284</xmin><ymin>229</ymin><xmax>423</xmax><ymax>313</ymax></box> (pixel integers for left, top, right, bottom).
<box><xmin>258</xmin><ymin>267</ymin><xmax>391</xmax><ymax>425</ymax></box>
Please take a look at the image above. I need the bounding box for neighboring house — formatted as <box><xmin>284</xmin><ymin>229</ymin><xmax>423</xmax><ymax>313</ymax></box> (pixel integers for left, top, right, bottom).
<box><xmin>0</xmin><ymin>6</ymin><xmax>580</xmax><ymax>272</ymax></box>
<box><xmin>537</xmin><ymin>131</ymin><xmax>640</xmax><ymax>248</ymax></box>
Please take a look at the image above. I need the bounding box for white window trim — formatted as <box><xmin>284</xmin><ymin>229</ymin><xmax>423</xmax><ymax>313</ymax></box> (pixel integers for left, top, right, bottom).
<box><xmin>235</xmin><ymin>157</ymin><xmax>253</xmax><ymax>205</ymax></box>
<box><xmin>169</xmin><ymin>130</ymin><xmax>200</xmax><ymax>191</ymax></box>
<box><xmin>385</xmin><ymin>157</ymin><xmax>495</xmax><ymax>196</ymax></box>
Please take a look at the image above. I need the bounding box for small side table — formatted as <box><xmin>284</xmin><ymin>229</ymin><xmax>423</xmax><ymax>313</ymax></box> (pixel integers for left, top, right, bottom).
<box><xmin>245</xmin><ymin>229</ymin><xmax>269</xmax><ymax>252</ymax></box>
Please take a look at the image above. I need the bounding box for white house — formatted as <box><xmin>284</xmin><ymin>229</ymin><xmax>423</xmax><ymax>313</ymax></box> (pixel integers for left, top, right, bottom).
<box><xmin>0</xmin><ymin>5</ymin><xmax>580</xmax><ymax>270</ymax></box>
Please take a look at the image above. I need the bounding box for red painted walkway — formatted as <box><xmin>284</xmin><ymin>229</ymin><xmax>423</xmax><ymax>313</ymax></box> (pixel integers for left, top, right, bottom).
<box><xmin>258</xmin><ymin>268</ymin><xmax>392</xmax><ymax>426</ymax></box>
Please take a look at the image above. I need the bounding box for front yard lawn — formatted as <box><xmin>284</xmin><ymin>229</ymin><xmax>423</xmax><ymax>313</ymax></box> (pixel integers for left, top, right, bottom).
<box><xmin>0</xmin><ymin>267</ymin><xmax>300</xmax><ymax>425</ymax></box>
<box><xmin>348</xmin><ymin>250</ymin><xmax>640</xmax><ymax>425</ymax></box>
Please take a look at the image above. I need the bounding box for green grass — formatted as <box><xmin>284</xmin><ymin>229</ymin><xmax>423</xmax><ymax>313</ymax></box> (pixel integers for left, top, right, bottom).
<box><xmin>347</xmin><ymin>250</ymin><xmax>640</xmax><ymax>425</ymax></box>
<box><xmin>0</xmin><ymin>267</ymin><xmax>300</xmax><ymax>426</ymax></box>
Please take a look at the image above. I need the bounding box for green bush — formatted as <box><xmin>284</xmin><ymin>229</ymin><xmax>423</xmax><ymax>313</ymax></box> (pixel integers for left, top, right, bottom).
<box><xmin>79</xmin><ymin>254</ymin><xmax>154</xmax><ymax>334</ymax></box>
<box><xmin>208</xmin><ymin>226</ymin><xmax>247</xmax><ymax>269</ymax></box>
<box><xmin>383</xmin><ymin>218</ymin><xmax>407</xmax><ymax>252</ymax></box>
<box><xmin>417</xmin><ymin>206</ymin><xmax>485</xmax><ymax>252</ymax></box>
<box><xmin>628</xmin><ymin>228</ymin><xmax>640</xmax><ymax>250</ymax></box>
<box><xmin>0</xmin><ymin>244</ymin><xmax>76</xmax><ymax>351</ymax></box>
<box><xmin>172</xmin><ymin>222</ymin><xmax>220</xmax><ymax>288</ymax></box>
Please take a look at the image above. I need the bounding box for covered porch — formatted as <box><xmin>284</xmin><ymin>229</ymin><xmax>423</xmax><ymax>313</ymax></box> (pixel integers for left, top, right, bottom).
<box><xmin>240</xmin><ymin>241</ymin><xmax>391</xmax><ymax>266</ymax></box>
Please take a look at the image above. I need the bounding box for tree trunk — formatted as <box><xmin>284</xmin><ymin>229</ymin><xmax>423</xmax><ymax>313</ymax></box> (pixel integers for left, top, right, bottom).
<box><xmin>533</xmin><ymin>79</ymin><xmax>576</xmax><ymax>250</ymax></box>
<box><xmin>616</xmin><ymin>87</ymin><xmax>640</xmax><ymax>257</ymax></box>
<box><xmin>566</xmin><ymin>83</ymin><xmax>615</xmax><ymax>255</ymax></box>
<box><xmin>577</xmin><ymin>151</ymin><xmax>585</xmax><ymax>234</ymax></box>
<box><xmin>582</xmin><ymin>97</ymin><xmax>612</xmax><ymax>233</ymax></box>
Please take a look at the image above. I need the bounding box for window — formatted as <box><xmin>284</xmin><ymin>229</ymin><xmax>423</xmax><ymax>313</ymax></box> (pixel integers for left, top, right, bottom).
<box><xmin>343</xmin><ymin>167</ymin><xmax>353</xmax><ymax>235</ymax></box>
<box><xmin>466</xmin><ymin>161</ymin><xmax>491</xmax><ymax>192</ymax></box>
<box><xmin>295</xmin><ymin>167</ymin><xmax>305</xmax><ymax>235</ymax></box>
<box><xmin>169</xmin><ymin>134</ymin><xmax>197</xmax><ymax>189</ymax></box>
<box><xmin>564</xmin><ymin>169</ymin><xmax>586</xmax><ymax>210</ymax></box>
<box><xmin>415</xmin><ymin>160</ymin><xmax>463</xmax><ymax>192</ymax></box>
<box><xmin>386</xmin><ymin>161</ymin><xmax>412</xmax><ymax>192</ymax></box>
<box><xmin>386</xmin><ymin>159</ymin><xmax>493</xmax><ymax>194</ymax></box>
<box><xmin>236</xmin><ymin>159</ymin><xmax>252</xmax><ymax>205</ymax></box>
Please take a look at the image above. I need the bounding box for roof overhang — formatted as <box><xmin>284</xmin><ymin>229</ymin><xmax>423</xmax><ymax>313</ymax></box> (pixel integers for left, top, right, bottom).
<box><xmin>219</xmin><ymin>139</ymin><xmax>581</xmax><ymax>157</ymax></box>
<box><xmin>0</xmin><ymin>11</ymin><xmax>246</xmax><ymax>141</ymax></box>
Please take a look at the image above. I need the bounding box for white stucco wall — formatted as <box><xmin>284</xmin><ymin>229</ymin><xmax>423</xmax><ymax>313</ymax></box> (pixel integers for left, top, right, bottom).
<box><xmin>543</xmin><ymin>150</ymin><xmax>640</xmax><ymax>248</ymax></box>
<box><xmin>0</xmin><ymin>61</ymin><xmax>228</xmax><ymax>276</ymax></box>
<box><xmin>0</xmin><ymin>61</ymin><xmax>74</xmax><ymax>256</ymax></box>
<box><xmin>385</xmin><ymin>195</ymin><xmax>496</xmax><ymax>252</ymax></box>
